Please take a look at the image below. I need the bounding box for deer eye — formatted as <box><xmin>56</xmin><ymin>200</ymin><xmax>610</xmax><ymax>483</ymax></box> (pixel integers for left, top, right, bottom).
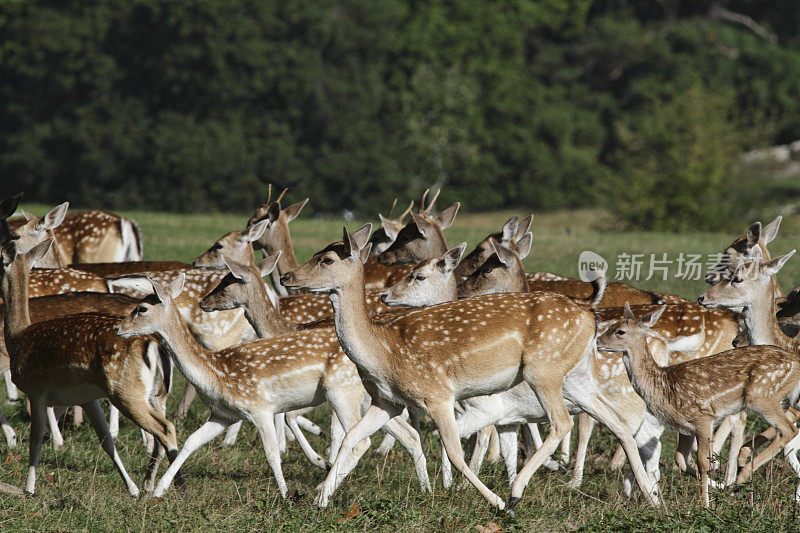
<box><xmin>321</xmin><ymin>257</ymin><xmax>334</xmax><ymax>265</ymax></box>
<box><xmin>414</xmin><ymin>275</ymin><xmax>426</xmax><ymax>281</ymax></box>
<box><xmin>615</xmin><ymin>330</ymin><xmax>626</xmax><ymax>336</ymax></box>
<box><xmin>137</xmin><ymin>306</ymin><xmax>148</xmax><ymax>314</ymax></box>
<box><xmin>211</xmin><ymin>243</ymin><xmax>223</xmax><ymax>251</ymax></box>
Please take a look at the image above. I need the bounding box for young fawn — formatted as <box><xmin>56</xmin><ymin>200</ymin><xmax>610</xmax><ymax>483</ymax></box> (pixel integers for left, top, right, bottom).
<box><xmin>1</xmin><ymin>238</ymin><xmax>182</xmax><ymax>496</ymax></box>
<box><xmin>115</xmin><ymin>272</ymin><xmax>430</xmax><ymax>499</ymax></box>
<box><xmin>281</xmin><ymin>224</ymin><xmax>659</xmax><ymax>511</ymax></box>
<box><xmin>598</xmin><ymin>303</ymin><xmax>800</xmax><ymax>507</ymax></box>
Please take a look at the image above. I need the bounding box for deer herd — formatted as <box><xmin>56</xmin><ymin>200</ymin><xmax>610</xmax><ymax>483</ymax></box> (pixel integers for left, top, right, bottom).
<box><xmin>1</xmin><ymin>187</ymin><xmax>800</xmax><ymax>515</ymax></box>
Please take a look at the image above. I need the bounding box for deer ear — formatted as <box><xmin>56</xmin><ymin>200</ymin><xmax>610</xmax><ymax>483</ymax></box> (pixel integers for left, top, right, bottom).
<box><xmin>514</xmin><ymin>232</ymin><xmax>533</xmax><ymax>260</ymax></box>
<box><xmin>351</xmin><ymin>223</ymin><xmax>372</xmax><ymax>252</ymax></box>
<box><xmin>283</xmin><ymin>199</ymin><xmax>308</xmax><ymax>222</ymax></box>
<box><xmin>37</xmin><ymin>202</ymin><xmax>68</xmax><ymax>231</ymax></box>
<box><xmin>342</xmin><ymin>226</ymin><xmax>357</xmax><ymax>260</ymax></box>
<box><xmin>258</xmin><ymin>251</ymin><xmax>282</xmax><ymax>277</ymax></box>
<box><xmin>639</xmin><ymin>305</ymin><xmax>665</xmax><ymax>329</ymax></box>
<box><xmin>763</xmin><ymin>249</ymin><xmax>796</xmax><ymax>276</ymax></box>
<box><xmin>0</xmin><ymin>193</ymin><xmax>22</xmax><ymax>220</ymax></box>
<box><xmin>435</xmin><ymin>203</ymin><xmax>460</xmax><ymax>230</ymax></box>
<box><xmin>20</xmin><ymin>209</ymin><xmax>36</xmax><ymax>222</ymax></box>
<box><xmin>490</xmin><ymin>240</ymin><xmax>516</xmax><ymax>268</ymax></box>
<box><xmin>25</xmin><ymin>237</ymin><xmax>54</xmax><ymax>266</ymax></box>
<box><xmin>149</xmin><ymin>277</ymin><xmax>171</xmax><ymax>304</ymax></box>
<box><xmin>267</xmin><ymin>202</ymin><xmax>281</xmax><ymax>223</ymax></box>
<box><xmin>378</xmin><ymin>214</ymin><xmax>399</xmax><ymax>240</ymax></box>
<box><xmin>746</xmin><ymin>222</ymin><xmax>762</xmax><ymax>248</ymax></box>
<box><xmin>440</xmin><ymin>242</ymin><xmax>467</xmax><ymax>273</ymax></box>
<box><xmin>223</xmin><ymin>256</ymin><xmax>252</xmax><ymax>281</ymax></box>
<box><xmin>500</xmin><ymin>216</ymin><xmax>519</xmax><ymax>244</ymax></box>
<box><xmin>623</xmin><ymin>301</ymin><xmax>635</xmax><ymax>319</ymax></box>
<box><xmin>166</xmin><ymin>273</ymin><xmax>185</xmax><ymax>300</ymax></box>
<box><xmin>410</xmin><ymin>213</ymin><xmax>428</xmax><ymax>237</ymax></box>
<box><xmin>359</xmin><ymin>242</ymin><xmax>372</xmax><ymax>264</ymax></box>
<box><xmin>596</xmin><ymin>319</ymin><xmax>615</xmax><ymax>334</ymax></box>
<box><xmin>517</xmin><ymin>214</ymin><xmax>533</xmax><ymax>242</ymax></box>
<box><xmin>763</xmin><ymin>215</ymin><xmax>782</xmax><ymax>244</ymax></box>
<box><xmin>243</xmin><ymin>219</ymin><xmax>269</xmax><ymax>243</ymax></box>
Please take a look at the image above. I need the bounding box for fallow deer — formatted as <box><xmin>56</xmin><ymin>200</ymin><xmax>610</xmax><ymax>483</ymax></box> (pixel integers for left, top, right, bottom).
<box><xmin>452</xmin><ymin>215</ymin><xmax>531</xmax><ymax>279</ymax></box>
<box><xmin>192</xmin><ymin>219</ymin><xmax>269</xmax><ymax>270</ymax></box>
<box><xmin>368</xmin><ymin>199</ymin><xmax>415</xmax><ymax>255</ymax></box>
<box><xmin>114</xmin><ymin>273</ymin><xmax>430</xmax><ymax>499</ymax></box>
<box><xmin>246</xmin><ymin>185</ymin><xmax>309</xmax><ymax>297</ymax></box>
<box><xmin>9</xmin><ymin>209</ymin><xmax>142</xmax><ymax>263</ymax></box>
<box><xmin>1</xmin><ymin>238</ymin><xmax>183</xmax><ymax>496</ymax></box>
<box><xmin>597</xmin><ymin>303</ymin><xmax>800</xmax><ymax>507</ymax></box>
<box><xmin>281</xmin><ymin>224</ymin><xmax>660</xmax><ymax>511</ymax></box>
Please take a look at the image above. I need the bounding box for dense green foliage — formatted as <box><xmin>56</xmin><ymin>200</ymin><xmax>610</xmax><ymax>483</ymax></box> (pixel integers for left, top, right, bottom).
<box><xmin>1</xmin><ymin>1</ymin><xmax>799</xmax><ymax>227</ymax></box>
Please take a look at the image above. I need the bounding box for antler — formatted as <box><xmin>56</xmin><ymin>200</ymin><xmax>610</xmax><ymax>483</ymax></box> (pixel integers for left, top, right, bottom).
<box><xmin>275</xmin><ymin>188</ymin><xmax>288</xmax><ymax>204</ymax></box>
<box><xmin>266</xmin><ymin>183</ymin><xmax>272</xmax><ymax>205</ymax></box>
<box><xmin>398</xmin><ymin>201</ymin><xmax>414</xmax><ymax>222</ymax></box>
<box><xmin>387</xmin><ymin>198</ymin><xmax>398</xmax><ymax>218</ymax></box>
<box><xmin>419</xmin><ymin>188</ymin><xmax>441</xmax><ymax>216</ymax></box>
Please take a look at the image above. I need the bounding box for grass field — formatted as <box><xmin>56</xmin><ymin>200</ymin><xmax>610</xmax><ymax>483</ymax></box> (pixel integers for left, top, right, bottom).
<box><xmin>2</xmin><ymin>203</ymin><xmax>800</xmax><ymax>531</ymax></box>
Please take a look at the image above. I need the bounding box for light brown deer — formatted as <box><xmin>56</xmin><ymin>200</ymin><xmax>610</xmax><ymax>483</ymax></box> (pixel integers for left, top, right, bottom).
<box><xmin>598</xmin><ymin>303</ymin><xmax>800</xmax><ymax>507</ymax></box>
<box><xmin>1</xmin><ymin>238</ymin><xmax>182</xmax><ymax>496</ymax></box>
<box><xmin>114</xmin><ymin>272</ymin><xmax>429</xmax><ymax>499</ymax></box>
<box><xmin>451</xmin><ymin>215</ymin><xmax>532</xmax><ymax>279</ymax></box>
<box><xmin>368</xmin><ymin>198</ymin><xmax>415</xmax><ymax>256</ymax></box>
<box><xmin>69</xmin><ymin>261</ymin><xmax>191</xmax><ymax>276</ymax></box>
<box><xmin>9</xmin><ymin>209</ymin><xmax>142</xmax><ymax>263</ymax></box>
<box><xmin>281</xmin><ymin>224</ymin><xmax>659</xmax><ymax>511</ymax></box>
<box><xmin>246</xmin><ymin>185</ymin><xmax>309</xmax><ymax>297</ymax></box>
<box><xmin>192</xmin><ymin>219</ymin><xmax>269</xmax><ymax>270</ymax></box>
<box><xmin>8</xmin><ymin>203</ymin><xmax>69</xmax><ymax>267</ymax></box>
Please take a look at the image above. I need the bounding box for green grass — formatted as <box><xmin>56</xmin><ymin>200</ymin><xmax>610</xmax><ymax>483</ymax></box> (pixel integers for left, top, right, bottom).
<box><xmin>2</xmin><ymin>205</ymin><xmax>800</xmax><ymax>531</ymax></box>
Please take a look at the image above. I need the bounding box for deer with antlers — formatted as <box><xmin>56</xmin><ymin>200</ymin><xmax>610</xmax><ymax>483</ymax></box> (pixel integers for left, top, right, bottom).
<box><xmin>280</xmin><ymin>224</ymin><xmax>660</xmax><ymax>511</ymax></box>
<box><xmin>1</xmin><ymin>238</ymin><xmax>183</xmax><ymax>496</ymax></box>
<box><xmin>598</xmin><ymin>303</ymin><xmax>800</xmax><ymax>507</ymax></box>
<box><xmin>113</xmin><ymin>269</ymin><xmax>430</xmax><ymax>499</ymax></box>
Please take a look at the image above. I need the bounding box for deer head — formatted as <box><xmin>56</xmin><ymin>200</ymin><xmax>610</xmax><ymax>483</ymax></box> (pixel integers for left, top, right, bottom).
<box><xmin>457</xmin><ymin>233</ymin><xmax>532</xmax><ymax>298</ymax></box>
<box><xmin>369</xmin><ymin>199</ymin><xmax>415</xmax><ymax>255</ymax></box>
<box><xmin>193</xmin><ymin>219</ymin><xmax>269</xmax><ymax>269</ymax></box>
<box><xmin>454</xmin><ymin>215</ymin><xmax>531</xmax><ymax>279</ymax></box>
<box><xmin>1</xmin><ymin>238</ymin><xmax>54</xmax><ymax>287</ymax></box>
<box><xmin>200</xmin><ymin>252</ymin><xmax>281</xmax><ymax>312</ymax></box>
<box><xmin>777</xmin><ymin>284</ymin><xmax>800</xmax><ymax>336</ymax></box>
<box><xmin>698</xmin><ymin>249</ymin><xmax>795</xmax><ymax>310</ymax></box>
<box><xmin>380</xmin><ymin>243</ymin><xmax>466</xmax><ymax>307</ymax></box>
<box><xmin>9</xmin><ymin>202</ymin><xmax>68</xmax><ymax>268</ymax></box>
<box><xmin>377</xmin><ymin>203</ymin><xmax>459</xmax><ymax>266</ymax></box>
<box><xmin>705</xmin><ymin>217</ymin><xmax>781</xmax><ymax>284</ymax></box>
<box><xmin>115</xmin><ymin>274</ymin><xmax>186</xmax><ymax>339</ymax></box>
<box><xmin>281</xmin><ymin>225</ymin><xmax>372</xmax><ymax>293</ymax></box>
<box><xmin>247</xmin><ymin>186</ymin><xmax>308</xmax><ymax>272</ymax></box>
<box><xmin>596</xmin><ymin>303</ymin><xmax>666</xmax><ymax>357</ymax></box>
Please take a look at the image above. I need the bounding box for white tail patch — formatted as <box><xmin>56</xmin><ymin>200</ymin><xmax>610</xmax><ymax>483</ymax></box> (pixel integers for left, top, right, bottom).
<box><xmin>107</xmin><ymin>276</ymin><xmax>153</xmax><ymax>297</ymax></box>
<box><xmin>666</xmin><ymin>329</ymin><xmax>706</xmax><ymax>354</ymax></box>
<box><xmin>119</xmin><ymin>218</ymin><xmax>143</xmax><ymax>261</ymax></box>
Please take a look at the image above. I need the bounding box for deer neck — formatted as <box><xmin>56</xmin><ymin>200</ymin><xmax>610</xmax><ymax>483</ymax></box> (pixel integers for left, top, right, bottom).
<box><xmin>242</xmin><ymin>294</ymin><xmax>294</xmax><ymax>339</ymax></box>
<box><xmin>155</xmin><ymin>308</ymin><xmax>218</xmax><ymax>389</ymax></box>
<box><xmin>1</xmin><ymin>265</ymin><xmax>31</xmax><ymax>340</ymax></box>
<box><xmin>742</xmin><ymin>280</ymin><xmax>787</xmax><ymax>349</ymax></box>
<box><xmin>328</xmin><ymin>269</ymin><xmax>384</xmax><ymax>376</ymax></box>
<box><xmin>621</xmin><ymin>337</ymin><xmax>668</xmax><ymax>412</ymax></box>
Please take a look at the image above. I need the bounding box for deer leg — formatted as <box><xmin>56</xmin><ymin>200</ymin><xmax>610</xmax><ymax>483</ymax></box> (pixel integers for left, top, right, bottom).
<box><xmin>738</xmin><ymin>404</ymin><xmax>799</xmax><ymax>485</ymax></box>
<box><xmin>580</xmin><ymin>392</ymin><xmax>660</xmax><ymax>507</ymax></box>
<box><xmin>173</xmin><ymin>382</ymin><xmax>197</xmax><ymax>422</ymax></box>
<box><xmin>315</xmin><ymin>403</ymin><xmax>396</xmax><ymax>508</ymax></box>
<box><xmin>252</xmin><ymin>411</ymin><xmax>288</xmax><ymax>498</ymax></box>
<box><xmin>274</xmin><ymin>413</ymin><xmax>286</xmax><ymax>453</ymax></box>
<box><xmin>609</xmin><ymin>444</ymin><xmax>626</xmax><ymax>469</ymax></box>
<box><xmin>462</xmin><ymin>426</ymin><xmax>494</xmax><ymax>489</ymax></box>
<box><xmin>487</xmin><ymin>425</ymin><xmax>501</xmax><ymax>463</ymax></box>
<box><xmin>429</xmin><ymin>401</ymin><xmax>505</xmax><ymax>509</ymax></box>
<box><xmin>560</xmin><ymin>418</ymin><xmax>572</xmax><ymax>463</ymax></box>
<box><xmin>711</xmin><ymin>414</ymin><xmax>734</xmax><ymax>469</ymax></box>
<box><xmin>222</xmin><ymin>420</ymin><xmax>243</xmax><ymax>446</ymax></box>
<box><xmin>498</xmin><ymin>425</ymin><xmax>521</xmax><ymax>484</ymax></box>
<box><xmin>285</xmin><ymin>409</ymin><xmax>327</xmax><ymax>470</ymax></box>
<box><xmin>296</xmin><ymin>414</ymin><xmax>324</xmax><ymax>438</ymax></box>
<box><xmin>625</xmin><ymin>410</ymin><xmax>664</xmax><ymax>498</ymax></box>
<box><xmin>738</xmin><ymin>407</ymin><xmax>800</xmax><ymax>470</ymax></box>
<box><xmin>525</xmin><ymin>422</ymin><xmax>563</xmax><ymax>471</ymax></box>
<box><xmin>696</xmin><ymin>421</ymin><xmax>714</xmax><ymax>508</ymax></box>
<box><xmin>408</xmin><ymin>405</ymin><xmax>426</xmax><ymax>455</ymax></box>
<box><xmin>46</xmin><ymin>407</ymin><xmax>64</xmax><ymax>448</ymax></box>
<box><xmin>381</xmin><ymin>415</ymin><xmax>430</xmax><ymax>492</ymax></box>
<box><xmin>82</xmin><ymin>400</ymin><xmax>139</xmax><ymax>497</ymax></box>
<box><xmin>375</xmin><ymin>407</ymin><xmax>407</xmax><ymax>455</ymax></box>
<box><xmin>109</xmin><ymin>405</ymin><xmax>120</xmax><ymax>439</ymax></box>
<box><xmin>153</xmin><ymin>415</ymin><xmax>231</xmax><ymax>498</ymax></box>
<box><xmin>568</xmin><ymin>412</ymin><xmax>595</xmax><ymax>489</ymax></box>
<box><xmin>72</xmin><ymin>406</ymin><xmax>83</xmax><ymax>427</ymax></box>
<box><xmin>328</xmin><ymin>412</ymin><xmax>345</xmax><ymax>462</ymax></box>
<box><xmin>0</xmin><ymin>408</ymin><xmax>16</xmax><ymax>448</ymax></box>
<box><xmin>724</xmin><ymin>412</ymin><xmax>746</xmax><ymax>487</ymax></box>
<box><xmin>2</xmin><ymin>370</ymin><xmax>18</xmax><ymax>401</ymax></box>
<box><xmin>25</xmin><ymin>394</ymin><xmax>48</xmax><ymax>495</ymax></box>
<box><xmin>324</xmin><ymin>392</ymin><xmax>372</xmax><ymax>480</ymax></box>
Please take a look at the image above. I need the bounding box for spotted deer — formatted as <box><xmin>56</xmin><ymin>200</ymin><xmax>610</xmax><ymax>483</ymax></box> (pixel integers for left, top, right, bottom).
<box><xmin>368</xmin><ymin>198</ymin><xmax>415</xmax><ymax>255</ymax></box>
<box><xmin>114</xmin><ymin>273</ymin><xmax>430</xmax><ymax>499</ymax></box>
<box><xmin>193</xmin><ymin>219</ymin><xmax>269</xmax><ymax>270</ymax></box>
<box><xmin>9</xmin><ymin>209</ymin><xmax>142</xmax><ymax>264</ymax></box>
<box><xmin>69</xmin><ymin>261</ymin><xmax>191</xmax><ymax>277</ymax></box>
<box><xmin>381</xmin><ymin>242</ymin><xmax>740</xmax><ymax>492</ymax></box>
<box><xmin>598</xmin><ymin>303</ymin><xmax>800</xmax><ymax>507</ymax></box>
<box><xmin>8</xmin><ymin>203</ymin><xmax>69</xmax><ymax>267</ymax></box>
<box><xmin>246</xmin><ymin>185</ymin><xmax>309</xmax><ymax>297</ymax></box>
<box><xmin>452</xmin><ymin>215</ymin><xmax>532</xmax><ymax>279</ymax></box>
<box><xmin>699</xmin><ymin>248</ymin><xmax>800</xmax><ymax>475</ymax></box>
<box><xmin>281</xmin><ymin>224</ymin><xmax>659</xmax><ymax>511</ymax></box>
<box><xmin>1</xmin><ymin>238</ymin><xmax>183</xmax><ymax>496</ymax></box>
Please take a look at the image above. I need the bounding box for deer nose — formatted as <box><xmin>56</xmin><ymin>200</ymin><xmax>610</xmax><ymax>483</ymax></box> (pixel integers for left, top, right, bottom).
<box><xmin>380</xmin><ymin>292</ymin><xmax>389</xmax><ymax>303</ymax></box>
<box><xmin>697</xmin><ymin>295</ymin><xmax>706</xmax><ymax>305</ymax></box>
<box><xmin>280</xmin><ymin>273</ymin><xmax>292</xmax><ymax>285</ymax></box>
